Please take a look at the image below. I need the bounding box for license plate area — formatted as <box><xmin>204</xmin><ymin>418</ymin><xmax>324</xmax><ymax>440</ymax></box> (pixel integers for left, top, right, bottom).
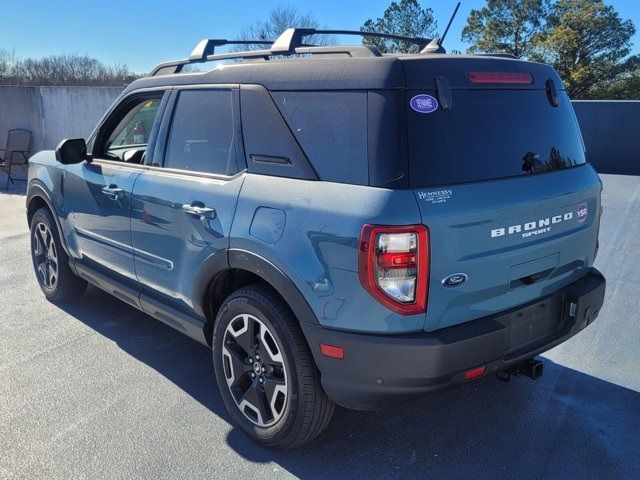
<box><xmin>497</xmin><ymin>294</ymin><xmax>564</xmax><ymax>355</ymax></box>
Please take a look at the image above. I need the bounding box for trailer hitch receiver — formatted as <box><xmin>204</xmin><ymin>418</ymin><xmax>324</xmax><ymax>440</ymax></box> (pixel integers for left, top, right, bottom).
<box><xmin>497</xmin><ymin>358</ymin><xmax>544</xmax><ymax>382</ymax></box>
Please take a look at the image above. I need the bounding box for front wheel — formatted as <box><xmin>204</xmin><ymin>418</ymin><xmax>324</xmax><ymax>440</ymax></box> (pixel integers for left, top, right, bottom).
<box><xmin>212</xmin><ymin>284</ymin><xmax>334</xmax><ymax>448</ymax></box>
<box><xmin>30</xmin><ymin>207</ymin><xmax>87</xmax><ymax>302</ymax></box>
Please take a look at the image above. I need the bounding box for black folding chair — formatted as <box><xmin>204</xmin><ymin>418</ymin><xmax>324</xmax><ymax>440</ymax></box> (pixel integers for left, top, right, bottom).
<box><xmin>0</xmin><ymin>129</ymin><xmax>31</xmax><ymax>190</ymax></box>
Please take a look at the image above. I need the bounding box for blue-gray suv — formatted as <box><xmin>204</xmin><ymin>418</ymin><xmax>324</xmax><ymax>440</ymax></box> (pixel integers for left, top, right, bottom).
<box><xmin>26</xmin><ymin>29</ymin><xmax>606</xmax><ymax>448</ymax></box>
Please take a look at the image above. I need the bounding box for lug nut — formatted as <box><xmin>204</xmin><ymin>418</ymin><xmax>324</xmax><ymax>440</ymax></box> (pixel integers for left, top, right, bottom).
<box><xmin>248</xmin><ymin>357</ymin><xmax>253</xmax><ymax>363</ymax></box>
<box><xmin>251</xmin><ymin>373</ymin><xmax>255</xmax><ymax>378</ymax></box>
<box><xmin>259</xmin><ymin>377</ymin><xmax>265</xmax><ymax>384</ymax></box>
<box><xmin>256</xmin><ymin>354</ymin><xmax>260</xmax><ymax>361</ymax></box>
<box><xmin>262</xmin><ymin>366</ymin><xmax>266</xmax><ymax>373</ymax></box>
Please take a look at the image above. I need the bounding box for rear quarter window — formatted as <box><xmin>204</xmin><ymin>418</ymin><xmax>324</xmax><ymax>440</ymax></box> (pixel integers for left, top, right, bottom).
<box><xmin>272</xmin><ymin>91</ymin><xmax>368</xmax><ymax>185</ymax></box>
<box><xmin>408</xmin><ymin>89</ymin><xmax>586</xmax><ymax>187</ymax></box>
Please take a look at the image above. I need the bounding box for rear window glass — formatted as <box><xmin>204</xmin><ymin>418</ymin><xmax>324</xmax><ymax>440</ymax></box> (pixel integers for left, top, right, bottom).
<box><xmin>408</xmin><ymin>89</ymin><xmax>586</xmax><ymax>187</ymax></box>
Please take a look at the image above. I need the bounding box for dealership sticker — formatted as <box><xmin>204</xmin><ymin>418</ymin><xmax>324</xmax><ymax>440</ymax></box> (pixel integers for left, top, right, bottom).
<box><xmin>417</xmin><ymin>189</ymin><xmax>453</xmax><ymax>204</ymax></box>
<box><xmin>577</xmin><ymin>203</ymin><xmax>588</xmax><ymax>222</ymax></box>
<box><xmin>410</xmin><ymin>94</ymin><xmax>439</xmax><ymax>114</ymax></box>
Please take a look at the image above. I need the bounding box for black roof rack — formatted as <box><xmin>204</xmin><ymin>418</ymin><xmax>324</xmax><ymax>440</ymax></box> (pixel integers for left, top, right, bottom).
<box><xmin>188</xmin><ymin>38</ymin><xmax>274</xmax><ymax>60</ymax></box>
<box><xmin>149</xmin><ymin>28</ymin><xmax>434</xmax><ymax>77</ymax></box>
<box><xmin>150</xmin><ymin>38</ymin><xmax>275</xmax><ymax>76</ymax></box>
<box><xmin>271</xmin><ymin>28</ymin><xmax>433</xmax><ymax>54</ymax></box>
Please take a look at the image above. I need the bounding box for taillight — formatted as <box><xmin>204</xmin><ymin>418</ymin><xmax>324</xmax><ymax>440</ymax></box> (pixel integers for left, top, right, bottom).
<box><xmin>359</xmin><ymin>224</ymin><xmax>429</xmax><ymax>315</ymax></box>
<box><xmin>467</xmin><ymin>72</ymin><xmax>533</xmax><ymax>84</ymax></box>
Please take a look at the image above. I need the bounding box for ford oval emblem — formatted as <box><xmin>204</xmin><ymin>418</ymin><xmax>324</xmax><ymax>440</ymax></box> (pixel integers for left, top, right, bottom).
<box><xmin>442</xmin><ymin>273</ymin><xmax>468</xmax><ymax>288</ymax></box>
<box><xmin>410</xmin><ymin>94</ymin><xmax>439</xmax><ymax>114</ymax></box>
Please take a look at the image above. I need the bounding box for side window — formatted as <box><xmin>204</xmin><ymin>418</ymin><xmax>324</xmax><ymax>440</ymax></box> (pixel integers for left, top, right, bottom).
<box><xmin>271</xmin><ymin>91</ymin><xmax>368</xmax><ymax>185</ymax></box>
<box><xmin>164</xmin><ymin>89</ymin><xmax>237</xmax><ymax>175</ymax></box>
<box><xmin>94</xmin><ymin>94</ymin><xmax>163</xmax><ymax>163</ymax></box>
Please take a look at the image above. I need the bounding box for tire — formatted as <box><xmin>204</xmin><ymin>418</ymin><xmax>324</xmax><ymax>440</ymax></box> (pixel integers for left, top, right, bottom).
<box><xmin>212</xmin><ymin>284</ymin><xmax>335</xmax><ymax>449</ymax></box>
<box><xmin>30</xmin><ymin>207</ymin><xmax>87</xmax><ymax>303</ymax></box>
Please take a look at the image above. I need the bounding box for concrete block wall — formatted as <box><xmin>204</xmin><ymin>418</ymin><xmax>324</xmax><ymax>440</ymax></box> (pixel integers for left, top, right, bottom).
<box><xmin>0</xmin><ymin>86</ymin><xmax>122</xmax><ymax>155</ymax></box>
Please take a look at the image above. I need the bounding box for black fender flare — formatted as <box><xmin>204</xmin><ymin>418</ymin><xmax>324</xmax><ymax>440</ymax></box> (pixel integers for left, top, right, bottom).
<box><xmin>191</xmin><ymin>248</ymin><xmax>320</xmax><ymax>326</ymax></box>
<box><xmin>26</xmin><ymin>182</ymin><xmax>73</xmax><ymax>258</ymax></box>
<box><xmin>191</xmin><ymin>249</ymin><xmax>230</xmax><ymax>318</ymax></box>
<box><xmin>228</xmin><ymin>249</ymin><xmax>320</xmax><ymax>326</ymax></box>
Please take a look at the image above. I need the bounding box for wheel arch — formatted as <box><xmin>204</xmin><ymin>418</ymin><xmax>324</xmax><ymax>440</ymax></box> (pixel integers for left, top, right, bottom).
<box><xmin>26</xmin><ymin>183</ymin><xmax>72</xmax><ymax>257</ymax></box>
<box><xmin>197</xmin><ymin>249</ymin><xmax>320</xmax><ymax>346</ymax></box>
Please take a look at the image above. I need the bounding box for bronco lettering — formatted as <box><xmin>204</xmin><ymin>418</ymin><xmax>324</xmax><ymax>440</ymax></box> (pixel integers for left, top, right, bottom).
<box><xmin>491</xmin><ymin>212</ymin><xmax>574</xmax><ymax>238</ymax></box>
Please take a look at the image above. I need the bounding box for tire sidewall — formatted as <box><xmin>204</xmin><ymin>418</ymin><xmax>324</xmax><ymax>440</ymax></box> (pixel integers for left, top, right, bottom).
<box><xmin>30</xmin><ymin>208</ymin><xmax>66</xmax><ymax>301</ymax></box>
<box><xmin>212</xmin><ymin>291</ymin><xmax>302</xmax><ymax>446</ymax></box>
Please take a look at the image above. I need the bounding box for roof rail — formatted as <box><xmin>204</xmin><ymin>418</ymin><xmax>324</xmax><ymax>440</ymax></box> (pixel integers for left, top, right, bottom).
<box><xmin>150</xmin><ymin>38</ymin><xmax>274</xmax><ymax>76</ymax></box>
<box><xmin>271</xmin><ymin>28</ymin><xmax>432</xmax><ymax>54</ymax></box>
<box><xmin>188</xmin><ymin>38</ymin><xmax>274</xmax><ymax>61</ymax></box>
<box><xmin>148</xmin><ymin>29</ymin><xmax>411</xmax><ymax>77</ymax></box>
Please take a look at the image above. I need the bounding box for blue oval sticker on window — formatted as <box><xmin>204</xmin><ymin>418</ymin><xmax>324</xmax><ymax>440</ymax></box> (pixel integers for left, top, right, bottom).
<box><xmin>410</xmin><ymin>94</ymin><xmax>439</xmax><ymax>114</ymax></box>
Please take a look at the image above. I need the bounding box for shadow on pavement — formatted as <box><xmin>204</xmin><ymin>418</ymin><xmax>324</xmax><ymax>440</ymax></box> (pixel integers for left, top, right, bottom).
<box><xmin>61</xmin><ymin>285</ymin><xmax>640</xmax><ymax>479</ymax></box>
<box><xmin>0</xmin><ymin>165</ymin><xmax>28</xmax><ymax>195</ymax></box>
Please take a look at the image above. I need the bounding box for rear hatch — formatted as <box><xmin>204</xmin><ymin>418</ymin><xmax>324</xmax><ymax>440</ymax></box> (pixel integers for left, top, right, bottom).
<box><xmin>401</xmin><ymin>56</ymin><xmax>602</xmax><ymax>332</ymax></box>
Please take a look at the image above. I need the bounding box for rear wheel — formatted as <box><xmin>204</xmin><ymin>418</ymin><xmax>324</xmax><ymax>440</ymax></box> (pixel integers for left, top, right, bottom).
<box><xmin>30</xmin><ymin>207</ymin><xmax>87</xmax><ymax>302</ymax></box>
<box><xmin>212</xmin><ymin>284</ymin><xmax>334</xmax><ymax>448</ymax></box>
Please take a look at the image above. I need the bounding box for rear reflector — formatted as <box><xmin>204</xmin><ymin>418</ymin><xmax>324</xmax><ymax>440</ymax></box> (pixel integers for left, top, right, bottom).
<box><xmin>464</xmin><ymin>366</ymin><xmax>487</xmax><ymax>380</ymax></box>
<box><xmin>467</xmin><ymin>72</ymin><xmax>533</xmax><ymax>84</ymax></box>
<box><xmin>320</xmin><ymin>343</ymin><xmax>344</xmax><ymax>360</ymax></box>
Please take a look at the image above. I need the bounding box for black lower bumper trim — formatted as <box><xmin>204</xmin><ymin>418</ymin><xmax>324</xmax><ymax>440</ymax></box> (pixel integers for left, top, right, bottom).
<box><xmin>301</xmin><ymin>268</ymin><xmax>606</xmax><ymax>410</ymax></box>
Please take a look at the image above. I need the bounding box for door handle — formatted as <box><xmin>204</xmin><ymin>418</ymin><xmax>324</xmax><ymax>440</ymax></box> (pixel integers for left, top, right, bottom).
<box><xmin>101</xmin><ymin>184</ymin><xmax>124</xmax><ymax>199</ymax></box>
<box><xmin>182</xmin><ymin>202</ymin><xmax>216</xmax><ymax>219</ymax></box>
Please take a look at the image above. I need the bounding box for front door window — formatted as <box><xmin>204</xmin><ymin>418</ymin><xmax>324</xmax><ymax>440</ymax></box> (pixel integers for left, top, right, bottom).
<box><xmin>93</xmin><ymin>95</ymin><xmax>163</xmax><ymax>164</ymax></box>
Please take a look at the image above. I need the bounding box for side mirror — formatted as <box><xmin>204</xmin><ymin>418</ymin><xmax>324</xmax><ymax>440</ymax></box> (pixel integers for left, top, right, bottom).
<box><xmin>55</xmin><ymin>138</ymin><xmax>89</xmax><ymax>164</ymax></box>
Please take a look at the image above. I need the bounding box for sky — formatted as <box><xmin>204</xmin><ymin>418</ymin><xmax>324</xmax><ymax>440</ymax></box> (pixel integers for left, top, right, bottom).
<box><xmin>1</xmin><ymin>0</ymin><xmax>639</xmax><ymax>73</ymax></box>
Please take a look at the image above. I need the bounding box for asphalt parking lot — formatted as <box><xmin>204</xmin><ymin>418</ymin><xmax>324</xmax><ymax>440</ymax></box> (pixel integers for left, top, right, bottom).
<box><xmin>1</xmin><ymin>173</ymin><xmax>639</xmax><ymax>479</ymax></box>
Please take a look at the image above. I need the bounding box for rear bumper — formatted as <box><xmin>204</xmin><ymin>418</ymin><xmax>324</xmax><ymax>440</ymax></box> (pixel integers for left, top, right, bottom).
<box><xmin>302</xmin><ymin>268</ymin><xmax>606</xmax><ymax>410</ymax></box>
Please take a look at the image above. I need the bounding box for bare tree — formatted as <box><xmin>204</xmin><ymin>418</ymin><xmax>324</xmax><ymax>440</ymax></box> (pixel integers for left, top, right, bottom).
<box><xmin>0</xmin><ymin>48</ymin><xmax>18</xmax><ymax>83</ymax></box>
<box><xmin>0</xmin><ymin>51</ymin><xmax>140</xmax><ymax>86</ymax></box>
<box><xmin>235</xmin><ymin>5</ymin><xmax>332</xmax><ymax>51</ymax></box>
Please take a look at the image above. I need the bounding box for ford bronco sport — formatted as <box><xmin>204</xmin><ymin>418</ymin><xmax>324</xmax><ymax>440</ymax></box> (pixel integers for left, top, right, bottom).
<box><xmin>26</xmin><ymin>28</ymin><xmax>606</xmax><ymax>448</ymax></box>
